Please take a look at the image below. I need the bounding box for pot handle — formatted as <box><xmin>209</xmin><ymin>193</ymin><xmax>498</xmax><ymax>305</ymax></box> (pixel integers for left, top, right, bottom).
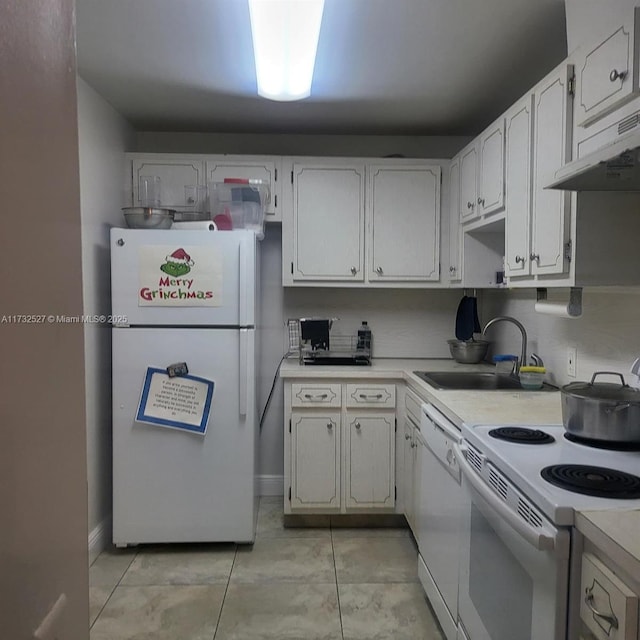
<box><xmin>589</xmin><ymin>371</ymin><xmax>629</xmax><ymax>388</ymax></box>
<box><xmin>605</xmin><ymin>403</ymin><xmax>632</xmax><ymax>414</ymax></box>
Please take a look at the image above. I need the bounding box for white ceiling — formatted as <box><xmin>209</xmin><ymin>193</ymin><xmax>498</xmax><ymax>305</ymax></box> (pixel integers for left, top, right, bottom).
<box><xmin>76</xmin><ymin>0</ymin><xmax>568</xmax><ymax>136</ymax></box>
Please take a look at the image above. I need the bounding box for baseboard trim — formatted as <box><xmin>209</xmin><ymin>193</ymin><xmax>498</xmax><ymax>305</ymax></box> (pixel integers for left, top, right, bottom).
<box><xmin>258</xmin><ymin>474</ymin><xmax>284</xmax><ymax>496</ymax></box>
<box><xmin>88</xmin><ymin>517</ymin><xmax>111</xmax><ymax>565</ymax></box>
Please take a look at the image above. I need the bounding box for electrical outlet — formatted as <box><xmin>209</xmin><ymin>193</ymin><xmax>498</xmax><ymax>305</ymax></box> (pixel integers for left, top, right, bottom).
<box><xmin>567</xmin><ymin>347</ymin><xmax>577</xmax><ymax>378</ymax></box>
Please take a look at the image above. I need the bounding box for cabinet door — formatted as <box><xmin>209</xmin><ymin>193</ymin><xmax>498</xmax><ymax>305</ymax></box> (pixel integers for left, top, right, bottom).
<box><xmin>504</xmin><ymin>95</ymin><xmax>534</xmax><ymax>277</ymax></box>
<box><xmin>368</xmin><ymin>165</ymin><xmax>440</xmax><ymax>282</ymax></box>
<box><xmin>459</xmin><ymin>144</ymin><xmax>478</xmax><ymax>222</ymax></box>
<box><xmin>131</xmin><ymin>157</ymin><xmax>205</xmax><ymax>209</ymax></box>
<box><xmin>290</xmin><ymin>412</ymin><xmax>340</xmax><ymax>511</ymax></box>
<box><xmin>575</xmin><ymin>8</ymin><xmax>640</xmax><ymax>128</ymax></box>
<box><xmin>477</xmin><ymin>118</ymin><xmax>505</xmax><ymax>216</ymax></box>
<box><xmin>402</xmin><ymin>419</ymin><xmax>416</xmax><ymax>531</ymax></box>
<box><xmin>447</xmin><ymin>158</ymin><xmax>463</xmax><ymax>283</ymax></box>
<box><xmin>205</xmin><ymin>157</ymin><xmax>280</xmax><ymax>219</ymax></box>
<box><xmin>345</xmin><ymin>413</ymin><xmax>395</xmax><ymax>509</ymax></box>
<box><xmin>531</xmin><ymin>64</ymin><xmax>573</xmax><ymax>277</ymax></box>
<box><xmin>292</xmin><ymin>163</ymin><xmax>365</xmax><ymax>281</ymax></box>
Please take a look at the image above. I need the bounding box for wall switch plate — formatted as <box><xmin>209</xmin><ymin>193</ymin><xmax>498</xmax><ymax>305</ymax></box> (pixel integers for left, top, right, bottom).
<box><xmin>567</xmin><ymin>347</ymin><xmax>577</xmax><ymax>378</ymax></box>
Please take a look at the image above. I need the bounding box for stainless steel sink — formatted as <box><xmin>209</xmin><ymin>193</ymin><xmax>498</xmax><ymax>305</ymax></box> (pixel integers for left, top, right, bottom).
<box><xmin>413</xmin><ymin>371</ymin><xmax>556</xmax><ymax>391</ymax></box>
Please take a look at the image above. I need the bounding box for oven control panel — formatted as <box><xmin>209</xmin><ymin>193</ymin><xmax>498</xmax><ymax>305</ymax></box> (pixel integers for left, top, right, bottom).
<box><xmin>580</xmin><ymin>552</ymin><xmax>638</xmax><ymax>640</ymax></box>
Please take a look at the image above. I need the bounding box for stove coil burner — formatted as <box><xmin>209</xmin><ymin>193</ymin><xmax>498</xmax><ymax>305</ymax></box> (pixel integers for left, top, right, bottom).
<box><xmin>541</xmin><ymin>465</ymin><xmax>640</xmax><ymax>499</ymax></box>
<box><xmin>489</xmin><ymin>427</ymin><xmax>556</xmax><ymax>444</ymax></box>
<box><xmin>564</xmin><ymin>432</ymin><xmax>640</xmax><ymax>452</ymax></box>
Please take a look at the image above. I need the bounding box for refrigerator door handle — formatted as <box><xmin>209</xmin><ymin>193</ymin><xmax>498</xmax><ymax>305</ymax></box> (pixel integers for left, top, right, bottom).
<box><xmin>239</xmin><ymin>328</ymin><xmax>248</xmax><ymax>416</ymax></box>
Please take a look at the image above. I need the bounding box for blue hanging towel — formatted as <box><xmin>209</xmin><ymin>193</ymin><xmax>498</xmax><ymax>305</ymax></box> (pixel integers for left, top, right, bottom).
<box><xmin>455</xmin><ymin>296</ymin><xmax>480</xmax><ymax>341</ymax></box>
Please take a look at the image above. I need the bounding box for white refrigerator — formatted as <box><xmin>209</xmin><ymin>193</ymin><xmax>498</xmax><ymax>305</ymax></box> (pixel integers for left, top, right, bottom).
<box><xmin>110</xmin><ymin>229</ymin><xmax>259</xmax><ymax>546</ymax></box>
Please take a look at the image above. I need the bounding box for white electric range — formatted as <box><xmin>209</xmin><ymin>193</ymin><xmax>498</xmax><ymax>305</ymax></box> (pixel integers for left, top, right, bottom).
<box><xmin>454</xmin><ymin>423</ymin><xmax>640</xmax><ymax>640</ymax></box>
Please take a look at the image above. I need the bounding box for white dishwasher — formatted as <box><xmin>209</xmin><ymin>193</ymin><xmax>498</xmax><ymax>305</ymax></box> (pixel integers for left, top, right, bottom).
<box><xmin>418</xmin><ymin>403</ymin><xmax>466</xmax><ymax>640</ymax></box>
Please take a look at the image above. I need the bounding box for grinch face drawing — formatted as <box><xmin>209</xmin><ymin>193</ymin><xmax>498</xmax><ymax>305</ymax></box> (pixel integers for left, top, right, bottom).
<box><xmin>160</xmin><ymin>248</ymin><xmax>194</xmax><ymax>277</ymax></box>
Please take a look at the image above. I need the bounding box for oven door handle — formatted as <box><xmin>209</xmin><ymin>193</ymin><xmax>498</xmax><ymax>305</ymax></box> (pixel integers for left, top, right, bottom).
<box><xmin>453</xmin><ymin>443</ymin><xmax>557</xmax><ymax>552</ymax></box>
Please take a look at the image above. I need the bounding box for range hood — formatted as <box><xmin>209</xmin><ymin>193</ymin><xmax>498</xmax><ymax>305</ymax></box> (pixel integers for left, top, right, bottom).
<box><xmin>547</xmin><ymin>128</ymin><xmax>640</xmax><ymax>191</ymax></box>
<box><xmin>547</xmin><ymin>100</ymin><xmax>640</xmax><ymax>192</ymax></box>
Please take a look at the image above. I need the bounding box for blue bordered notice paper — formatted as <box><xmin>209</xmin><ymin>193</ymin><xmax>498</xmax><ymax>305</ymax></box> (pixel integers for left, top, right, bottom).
<box><xmin>136</xmin><ymin>367</ymin><xmax>214</xmax><ymax>435</ymax></box>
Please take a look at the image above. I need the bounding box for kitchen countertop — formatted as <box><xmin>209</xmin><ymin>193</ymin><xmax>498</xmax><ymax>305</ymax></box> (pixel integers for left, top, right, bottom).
<box><xmin>575</xmin><ymin>509</ymin><xmax>640</xmax><ymax>580</ymax></box>
<box><xmin>281</xmin><ymin>357</ymin><xmax>563</xmax><ymax>428</ymax></box>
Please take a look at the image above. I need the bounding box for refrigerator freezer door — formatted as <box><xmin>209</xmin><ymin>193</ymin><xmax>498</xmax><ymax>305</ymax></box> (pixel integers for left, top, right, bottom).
<box><xmin>112</xmin><ymin>327</ymin><xmax>258</xmax><ymax>544</ymax></box>
<box><xmin>110</xmin><ymin>229</ymin><xmax>256</xmax><ymax>327</ymax></box>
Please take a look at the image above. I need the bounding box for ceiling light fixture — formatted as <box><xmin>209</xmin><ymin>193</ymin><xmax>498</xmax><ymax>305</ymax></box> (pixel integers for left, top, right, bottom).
<box><xmin>248</xmin><ymin>0</ymin><xmax>325</xmax><ymax>102</ymax></box>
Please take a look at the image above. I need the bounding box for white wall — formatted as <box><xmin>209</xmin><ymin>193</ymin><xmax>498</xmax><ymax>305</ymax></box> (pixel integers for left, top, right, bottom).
<box><xmin>0</xmin><ymin>1</ymin><xmax>89</xmax><ymax>637</ymax></box>
<box><xmin>258</xmin><ymin>224</ymin><xmax>466</xmax><ymax>477</ymax></box>
<box><xmin>135</xmin><ymin>131</ymin><xmax>472</xmax><ymax>159</ymax></box>
<box><xmin>565</xmin><ymin>0</ymin><xmax>637</xmax><ymax>54</ymax></box>
<box><xmin>482</xmin><ymin>288</ymin><xmax>640</xmax><ymax>389</ymax></box>
<box><xmin>77</xmin><ymin>77</ymin><xmax>135</xmax><ymax>549</ymax></box>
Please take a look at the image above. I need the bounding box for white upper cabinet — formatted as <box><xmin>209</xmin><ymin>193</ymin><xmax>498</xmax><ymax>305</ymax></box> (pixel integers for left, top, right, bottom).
<box><xmin>447</xmin><ymin>158</ymin><xmax>463</xmax><ymax>283</ymax></box>
<box><xmin>459</xmin><ymin>143</ymin><xmax>478</xmax><ymax>222</ymax></box>
<box><xmin>291</xmin><ymin>161</ymin><xmax>366</xmax><ymax>282</ymax></box>
<box><xmin>127</xmin><ymin>154</ymin><xmax>280</xmax><ymax>220</ymax></box>
<box><xmin>477</xmin><ymin>118</ymin><xmax>505</xmax><ymax>216</ymax></box>
<box><xmin>530</xmin><ymin>63</ymin><xmax>574</xmax><ymax>278</ymax></box>
<box><xmin>459</xmin><ymin>117</ymin><xmax>505</xmax><ymax>225</ymax></box>
<box><xmin>130</xmin><ymin>156</ymin><xmax>205</xmax><ymax>210</ymax></box>
<box><xmin>205</xmin><ymin>156</ymin><xmax>281</xmax><ymax>220</ymax></box>
<box><xmin>368</xmin><ymin>165</ymin><xmax>440</xmax><ymax>282</ymax></box>
<box><xmin>504</xmin><ymin>95</ymin><xmax>534</xmax><ymax>278</ymax></box>
<box><xmin>282</xmin><ymin>158</ymin><xmax>443</xmax><ymax>288</ymax></box>
<box><xmin>575</xmin><ymin>7</ymin><xmax>640</xmax><ymax>128</ymax></box>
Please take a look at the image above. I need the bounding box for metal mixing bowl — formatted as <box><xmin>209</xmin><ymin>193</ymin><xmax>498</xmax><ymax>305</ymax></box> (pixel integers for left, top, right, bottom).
<box><xmin>447</xmin><ymin>339</ymin><xmax>490</xmax><ymax>364</ymax></box>
<box><xmin>122</xmin><ymin>207</ymin><xmax>175</xmax><ymax>229</ymax></box>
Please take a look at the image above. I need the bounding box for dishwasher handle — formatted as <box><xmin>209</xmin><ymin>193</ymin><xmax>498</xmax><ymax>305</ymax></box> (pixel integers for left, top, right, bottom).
<box><xmin>453</xmin><ymin>443</ymin><xmax>557</xmax><ymax>552</ymax></box>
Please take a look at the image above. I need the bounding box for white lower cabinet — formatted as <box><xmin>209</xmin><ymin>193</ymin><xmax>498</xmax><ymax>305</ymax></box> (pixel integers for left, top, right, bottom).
<box><xmin>290</xmin><ymin>412</ymin><xmax>340</xmax><ymax>510</ymax></box>
<box><xmin>580</xmin><ymin>553</ymin><xmax>638</xmax><ymax>640</ymax></box>
<box><xmin>402</xmin><ymin>417</ymin><xmax>416</xmax><ymax>531</ymax></box>
<box><xmin>285</xmin><ymin>380</ymin><xmax>396</xmax><ymax>514</ymax></box>
<box><xmin>344</xmin><ymin>413</ymin><xmax>395</xmax><ymax>509</ymax></box>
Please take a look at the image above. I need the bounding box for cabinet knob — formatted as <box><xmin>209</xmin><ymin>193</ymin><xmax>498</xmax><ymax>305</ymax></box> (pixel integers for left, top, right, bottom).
<box><xmin>327</xmin><ymin>423</ymin><xmax>333</xmax><ymax>430</ymax></box>
<box><xmin>610</xmin><ymin>68</ymin><xmax>627</xmax><ymax>82</ymax></box>
<box><xmin>350</xmin><ymin>266</ymin><xmax>357</xmax><ymax>275</ymax></box>
<box><xmin>449</xmin><ymin>265</ymin><xmax>455</xmax><ymax>273</ymax></box>
<box><xmin>515</xmin><ymin>255</ymin><xmax>525</xmax><ymax>264</ymax></box>
<box><xmin>355</xmin><ymin>422</ymin><xmax>361</xmax><ymax>430</ymax></box>
<box><xmin>530</xmin><ymin>253</ymin><xmax>540</xmax><ymax>262</ymax></box>
<box><xmin>116</xmin><ymin>238</ymin><xmax>125</xmax><ymax>246</ymax></box>
<box><xmin>467</xmin><ymin>201</ymin><xmax>475</xmax><ymax>210</ymax></box>
<box><xmin>411</xmin><ymin>441</ymin><xmax>417</xmax><ymax>448</ymax></box>
<box><xmin>375</xmin><ymin>266</ymin><xmax>383</xmax><ymax>275</ymax></box>
<box><xmin>405</xmin><ymin>433</ymin><xmax>411</xmax><ymax>440</ymax></box>
<box><xmin>477</xmin><ymin>197</ymin><xmax>485</xmax><ymax>206</ymax></box>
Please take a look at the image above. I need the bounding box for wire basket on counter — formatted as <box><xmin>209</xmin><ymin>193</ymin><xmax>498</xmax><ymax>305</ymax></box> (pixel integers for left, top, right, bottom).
<box><xmin>287</xmin><ymin>319</ymin><xmax>371</xmax><ymax>366</ymax></box>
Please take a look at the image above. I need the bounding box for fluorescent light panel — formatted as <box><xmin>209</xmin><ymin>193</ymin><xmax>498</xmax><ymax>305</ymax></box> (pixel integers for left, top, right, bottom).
<box><xmin>248</xmin><ymin>0</ymin><xmax>325</xmax><ymax>101</ymax></box>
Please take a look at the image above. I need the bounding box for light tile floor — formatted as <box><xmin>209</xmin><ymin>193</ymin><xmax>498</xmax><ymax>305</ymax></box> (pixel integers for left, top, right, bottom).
<box><xmin>89</xmin><ymin>497</ymin><xmax>444</xmax><ymax>640</ymax></box>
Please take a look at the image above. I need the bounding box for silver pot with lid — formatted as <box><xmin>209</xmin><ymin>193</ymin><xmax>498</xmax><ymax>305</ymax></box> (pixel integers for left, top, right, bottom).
<box><xmin>561</xmin><ymin>371</ymin><xmax>640</xmax><ymax>443</ymax></box>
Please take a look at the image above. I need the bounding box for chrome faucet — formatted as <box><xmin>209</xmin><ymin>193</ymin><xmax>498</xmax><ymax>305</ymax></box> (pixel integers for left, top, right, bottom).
<box><xmin>482</xmin><ymin>316</ymin><xmax>528</xmax><ymax>372</ymax></box>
